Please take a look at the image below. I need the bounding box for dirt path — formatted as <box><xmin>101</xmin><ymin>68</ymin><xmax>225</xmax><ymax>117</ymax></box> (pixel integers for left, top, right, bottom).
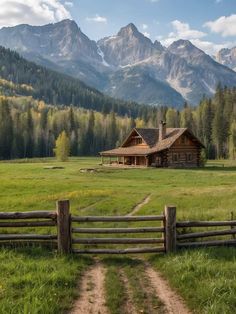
<box><xmin>126</xmin><ymin>194</ymin><xmax>151</xmax><ymax>216</ymax></box>
<box><xmin>71</xmin><ymin>191</ymin><xmax>191</xmax><ymax>314</ymax></box>
<box><xmin>70</xmin><ymin>262</ymin><xmax>108</xmax><ymax>314</ymax></box>
<box><xmin>145</xmin><ymin>263</ymin><xmax>191</xmax><ymax>314</ymax></box>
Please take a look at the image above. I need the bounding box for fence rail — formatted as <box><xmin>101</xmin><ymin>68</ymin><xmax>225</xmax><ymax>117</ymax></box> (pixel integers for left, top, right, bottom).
<box><xmin>72</xmin><ymin>227</ymin><xmax>164</xmax><ymax>234</ymax></box>
<box><xmin>0</xmin><ymin>211</ymin><xmax>57</xmax><ymax>220</ymax></box>
<box><xmin>0</xmin><ymin>200</ymin><xmax>235</xmax><ymax>254</ymax></box>
<box><xmin>71</xmin><ymin>208</ymin><xmax>166</xmax><ymax>254</ymax></box>
<box><xmin>71</xmin><ymin>215</ymin><xmax>164</xmax><ymax>222</ymax></box>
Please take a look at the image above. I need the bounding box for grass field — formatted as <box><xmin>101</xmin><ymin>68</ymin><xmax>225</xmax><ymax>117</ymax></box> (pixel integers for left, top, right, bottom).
<box><xmin>0</xmin><ymin>157</ymin><xmax>236</xmax><ymax>313</ymax></box>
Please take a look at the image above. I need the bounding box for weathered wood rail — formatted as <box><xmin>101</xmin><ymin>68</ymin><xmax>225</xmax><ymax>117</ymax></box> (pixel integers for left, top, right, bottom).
<box><xmin>71</xmin><ymin>211</ymin><xmax>166</xmax><ymax>254</ymax></box>
<box><xmin>0</xmin><ymin>200</ymin><xmax>235</xmax><ymax>254</ymax></box>
<box><xmin>0</xmin><ymin>210</ymin><xmax>57</xmax><ymax>246</ymax></box>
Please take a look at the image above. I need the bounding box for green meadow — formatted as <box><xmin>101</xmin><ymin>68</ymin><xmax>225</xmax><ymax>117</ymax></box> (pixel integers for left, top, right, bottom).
<box><xmin>0</xmin><ymin>157</ymin><xmax>236</xmax><ymax>313</ymax></box>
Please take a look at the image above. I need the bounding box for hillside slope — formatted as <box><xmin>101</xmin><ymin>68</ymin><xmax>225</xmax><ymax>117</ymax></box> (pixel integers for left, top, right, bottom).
<box><xmin>0</xmin><ymin>46</ymin><xmax>148</xmax><ymax>117</ymax></box>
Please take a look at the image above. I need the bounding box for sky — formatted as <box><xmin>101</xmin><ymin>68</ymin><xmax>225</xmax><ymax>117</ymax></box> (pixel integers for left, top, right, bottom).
<box><xmin>0</xmin><ymin>0</ymin><xmax>235</xmax><ymax>55</ymax></box>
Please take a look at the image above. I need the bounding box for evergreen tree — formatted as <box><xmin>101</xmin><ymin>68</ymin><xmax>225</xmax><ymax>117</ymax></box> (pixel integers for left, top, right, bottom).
<box><xmin>0</xmin><ymin>98</ymin><xmax>13</xmax><ymax>159</ymax></box>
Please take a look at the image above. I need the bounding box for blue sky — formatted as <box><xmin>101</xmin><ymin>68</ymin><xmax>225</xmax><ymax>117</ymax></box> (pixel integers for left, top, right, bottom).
<box><xmin>1</xmin><ymin>0</ymin><xmax>236</xmax><ymax>55</ymax></box>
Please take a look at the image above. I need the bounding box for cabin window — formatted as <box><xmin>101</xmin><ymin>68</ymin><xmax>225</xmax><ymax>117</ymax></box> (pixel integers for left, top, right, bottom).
<box><xmin>136</xmin><ymin>138</ymin><xmax>142</xmax><ymax>144</ymax></box>
<box><xmin>188</xmin><ymin>153</ymin><xmax>192</xmax><ymax>161</ymax></box>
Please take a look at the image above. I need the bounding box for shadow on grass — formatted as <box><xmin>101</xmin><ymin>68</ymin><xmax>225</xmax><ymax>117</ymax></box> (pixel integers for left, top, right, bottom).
<box><xmin>102</xmin><ymin>256</ymin><xmax>144</xmax><ymax>267</ymax></box>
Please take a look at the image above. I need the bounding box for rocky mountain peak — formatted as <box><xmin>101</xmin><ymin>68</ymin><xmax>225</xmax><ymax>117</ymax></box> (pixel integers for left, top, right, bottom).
<box><xmin>117</xmin><ymin>23</ymin><xmax>139</xmax><ymax>37</ymax></box>
<box><xmin>168</xmin><ymin>39</ymin><xmax>206</xmax><ymax>61</ymax></box>
<box><xmin>98</xmin><ymin>23</ymin><xmax>163</xmax><ymax>67</ymax></box>
<box><xmin>216</xmin><ymin>47</ymin><xmax>236</xmax><ymax>71</ymax></box>
<box><xmin>154</xmin><ymin>40</ymin><xmax>165</xmax><ymax>52</ymax></box>
<box><xmin>0</xmin><ymin>19</ymin><xmax>102</xmax><ymax>63</ymax></box>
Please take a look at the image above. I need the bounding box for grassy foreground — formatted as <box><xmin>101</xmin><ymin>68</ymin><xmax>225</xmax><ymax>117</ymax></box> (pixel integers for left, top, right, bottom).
<box><xmin>0</xmin><ymin>157</ymin><xmax>236</xmax><ymax>313</ymax></box>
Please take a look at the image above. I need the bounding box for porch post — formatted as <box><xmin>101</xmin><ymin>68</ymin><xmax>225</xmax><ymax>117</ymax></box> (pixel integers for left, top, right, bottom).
<box><xmin>123</xmin><ymin>156</ymin><xmax>125</xmax><ymax>165</ymax></box>
<box><xmin>135</xmin><ymin>156</ymin><xmax>137</xmax><ymax>166</ymax></box>
<box><xmin>145</xmin><ymin>156</ymin><xmax>148</xmax><ymax>167</ymax></box>
<box><xmin>101</xmin><ymin>156</ymin><xmax>104</xmax><ymax>165</ymax></box>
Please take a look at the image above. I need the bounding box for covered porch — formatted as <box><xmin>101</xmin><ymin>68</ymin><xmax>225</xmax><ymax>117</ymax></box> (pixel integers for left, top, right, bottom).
<box><xmin>101</xmin><ymin>155</ymin><xmax>149</xmax><ymax>167</ymax></box>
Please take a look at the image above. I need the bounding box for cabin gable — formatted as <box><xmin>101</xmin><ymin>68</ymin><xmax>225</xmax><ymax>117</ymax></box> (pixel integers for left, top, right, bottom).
<box><xmin>122</xmin><ymin>129</ymin><xmax>149</xmax><ymax>148</ymax></box>
<box><xmin>168</xmin><ymin>131</ymin><xmax>201</xmax><ymax>167</ymax></box>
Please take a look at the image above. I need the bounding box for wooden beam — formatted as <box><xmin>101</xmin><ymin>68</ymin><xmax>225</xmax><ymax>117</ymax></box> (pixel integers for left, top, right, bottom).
<box><xmin>72</xmin><ymin>247</ymin><xmax>165</xmax><ymax>254</ymax></box>
<box><xmin>164</xmin><ymin>205</ymin><xmax>176</xmax><ymax>253</ymax></box>
<box><xmin>57</xmin><ymin>200</ymin><xmax>71</xmax><ymax>254</ymax></box>
<box><xmin>72</xmin><ymin>227</ymin><xmax>164</xmax><ymax>234</ymax></box>
<box><xmin>178</xmin><ymin>239</ymin><xmax>236</xmax><ymax>248</ymax></box>
<box><xmin>0</xmin><ymin>221</ymin><xmax>56</xmax><ymax>228</ymax></box>
<box><xmin>177</xmin><ymin>228</ymin><xmax>236</xmax><ymax>240</ymax></box>
<box><xmin>71</xmin><ymin>215</ymin><xmax>164</xmax><ymax>222</ymax></box>
<box><xmin>177</xmin><ymin>220</ymin><xmax>236</xmax><ymax>227</ymax></box>
<box><xmin>0</xmin><ymin>211</ymin><xmax>56</xmax><ymax>220</ymax></box>
<box><xmin>0</xmin><ymin>234</ymin><xmax>57</xmax><ymax>240</ymax></box>
<box><xmin>72</xmin><ymin>238</ymin><xmax>164</xmax><ymax>244</ymax></box>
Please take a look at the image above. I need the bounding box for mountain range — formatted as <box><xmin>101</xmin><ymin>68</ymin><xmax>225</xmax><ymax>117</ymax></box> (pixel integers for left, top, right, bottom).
<box><xmin>0</xmin><ymin>45</ymin><xmax>149</xmax><ymax>118</ymax></box>
<box><xmin>0</xmin><ymin>19</ymin><xmax>236</xmax><ymax>107</ymax></box>
<box><xmin>216</xmin><ymin>47</ymin><xmax>236</xmax><ymax>72</ymax></box>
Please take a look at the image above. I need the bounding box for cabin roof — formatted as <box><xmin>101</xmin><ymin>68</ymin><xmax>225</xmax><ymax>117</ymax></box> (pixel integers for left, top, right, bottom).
<box><xmin>134</xmin><ymin>128</ymin><xmax>159</xmax><ymax>147</ymax></box>
<box><xmin>100</xmin><ymin>127</ymin><xmax>204</xmax><ymax>156</ymax></box>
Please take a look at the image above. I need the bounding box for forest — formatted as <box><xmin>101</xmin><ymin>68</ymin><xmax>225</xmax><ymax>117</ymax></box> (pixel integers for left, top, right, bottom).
<box><xmin>0</xmin><ymin>46</ymin><xmax>153</xmax><ymax>118</ymax></box>
<box><xmin>0</xmin><ymin>84</ymin><xmax>236</xmax><ymax>160</ymax></box>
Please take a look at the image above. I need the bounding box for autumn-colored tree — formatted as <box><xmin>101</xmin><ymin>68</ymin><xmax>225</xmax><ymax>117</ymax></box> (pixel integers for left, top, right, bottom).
<box><xmin>54</xmin><ymin>131</ymin><xmax>70</xmax><ymax>161</ymax></box>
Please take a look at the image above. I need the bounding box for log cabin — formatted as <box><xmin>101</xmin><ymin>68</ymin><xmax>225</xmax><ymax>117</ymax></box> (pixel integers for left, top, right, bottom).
<box><xmin>100</xmin><ymin>121</ymin><xmax>205</xmax><ymax>168</ymax></box>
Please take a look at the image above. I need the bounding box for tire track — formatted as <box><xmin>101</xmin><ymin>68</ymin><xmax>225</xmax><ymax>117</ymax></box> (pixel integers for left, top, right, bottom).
<box><xmin>70</xmin><ymin>262</ymin><xmax>108</xmax><ymax>314</ymax></box>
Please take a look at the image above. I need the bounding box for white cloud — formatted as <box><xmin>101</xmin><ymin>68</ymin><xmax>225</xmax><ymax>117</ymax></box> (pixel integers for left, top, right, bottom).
<box><xmin>142</xmin><ymin>31</ymin><xmax>150</xmax><ymax>38</ymax></box>
<box><xmin>86</xmin><ymin>14</ymin><xmax>107</xmax><ymax>23</ymax></box>
<box><xmin>0</xmin><ymin>0</ymin><xmax>71</xmax><ymax>28</ymax></box>
<box><xmin>204</xmin><ymin>14</ymin><xmax>236</xmax><ymax>37</ymax></box>
<box><xmin>64</xmin><ymin>1</ymin><xmax>73</xmax><ymax>7</ymax></box>
<box><xmin>141</xmin><ymin>23</ymin><xmax>148</xmax><ymax>30</ymax></box>
<box><xmin>190</xmin><ymin>39</ymin><xmax>233</xmax><ymax>55</ymax></box>
<box><xmin>170</xmin><ymin>20</ymin><xmax>206</xmax><ymax>40</ymax></box>
<box><xmin>160</xmin><ymin>19</ymin><xmax>234</xmax><ymax>55</ymax></box>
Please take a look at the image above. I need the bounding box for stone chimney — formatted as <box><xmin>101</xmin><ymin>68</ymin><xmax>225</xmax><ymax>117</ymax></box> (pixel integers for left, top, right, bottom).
<box><xmin>159</xmin><ymin>121</ymin><xmax>166</xmax><ymax>141</ymax></box>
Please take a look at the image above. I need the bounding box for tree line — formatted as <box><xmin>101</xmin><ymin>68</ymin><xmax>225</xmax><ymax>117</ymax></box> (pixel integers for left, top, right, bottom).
<box><xmin>0</xmin><ymin>46</ymin><xmax>157</xmax><ymax>118</ymax></box>
<box><xmin>0</xmin><ymin>84</ymin><xmax>236</xmax><ymax>160</ymax></box>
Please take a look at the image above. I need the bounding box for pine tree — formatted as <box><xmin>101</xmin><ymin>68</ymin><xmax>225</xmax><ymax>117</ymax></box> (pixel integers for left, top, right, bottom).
<box><xmin>229</xmin><ymin>120</ymin><xmax>236</xmax><ymax>160</ymax></box>
<box><xmin>0</xmin><ymin>98</ymin><xmax>13</xmax><ymax>159</ymax></box>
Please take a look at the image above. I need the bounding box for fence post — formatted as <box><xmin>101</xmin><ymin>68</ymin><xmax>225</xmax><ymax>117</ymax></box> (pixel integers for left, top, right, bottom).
<box><xmin>164</xmin><ymin>205</ymin><xmax>176</xmax><ymax>253</ymax></box>
<box><xmin>57</xmin><ymin>200</ymin><xmax>71</xmax><ymax>254</ymax></box>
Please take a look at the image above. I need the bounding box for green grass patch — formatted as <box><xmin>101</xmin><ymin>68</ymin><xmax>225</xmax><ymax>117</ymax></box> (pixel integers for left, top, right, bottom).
<box><xmin>0</xmin><ymin>157</ymin><xmax>236</xmax><ymax>312</ymax></box>
<box><xmin>0</xmin><ymin>247</ymin><xmax>92</xmax><ymax>313</ymax></box>
<box><xmin>150</xmin><ymin>248</ymin><xmax>236</xmax><ymax>314</ymax></box>
<box><xmin>104</xmin><ymin>264</ymin><xmax>126</xmax><ymax>314</ymax></box>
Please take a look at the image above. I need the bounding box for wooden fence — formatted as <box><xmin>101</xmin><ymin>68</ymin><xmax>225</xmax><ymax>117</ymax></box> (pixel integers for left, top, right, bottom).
<box><xmin>0</xmin><ymin>200</ymin><xmax>236</xmax><ymax>254</ymax></box>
